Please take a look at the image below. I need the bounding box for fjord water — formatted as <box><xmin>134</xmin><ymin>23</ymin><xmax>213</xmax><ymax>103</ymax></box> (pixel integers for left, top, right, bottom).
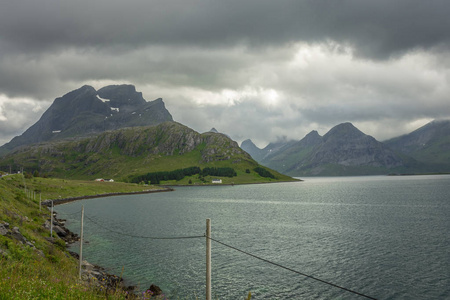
<box><xmin>57</xmin><ymin>175</ymin><xmax>450</xmax><ymax>299</ymax></box>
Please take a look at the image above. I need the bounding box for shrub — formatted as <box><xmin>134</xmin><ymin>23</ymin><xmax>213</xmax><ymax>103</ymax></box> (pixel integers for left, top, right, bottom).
<box><xmin>254</xmin><ymin>167</ymin><xmax>275</xmax><ymax>179</ymax></box>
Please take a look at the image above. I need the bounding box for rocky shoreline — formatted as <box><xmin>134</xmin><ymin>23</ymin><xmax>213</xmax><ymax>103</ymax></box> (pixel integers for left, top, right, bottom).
<box><xmin>37</xmin><ymin>188</ymin><xmax>173</xmax><ymax>298</ymax></box>
<box><xmin>47</xmin><ymin>213</ymin><xmax>165</xmax><ymax>299</ymax></box>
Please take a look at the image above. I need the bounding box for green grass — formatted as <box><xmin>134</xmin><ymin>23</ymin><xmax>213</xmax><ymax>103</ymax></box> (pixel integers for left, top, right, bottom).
<box><xmin>0</xmin><ymin>174</ymin><xmax>162</xmax><ymax>299</ymax></box>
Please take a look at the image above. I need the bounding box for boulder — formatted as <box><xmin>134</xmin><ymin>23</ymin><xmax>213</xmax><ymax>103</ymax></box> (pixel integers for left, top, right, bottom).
<box><xmin>53</xmin><ymin>225</ymin><xmax>68</xmax><ymax>237</ymax></box>
<box><xmin>149</xmin><ymin>284</ymin><xmax>163</xmax><ymax>296</ymax></box>
<box><xmin>11</xmin><ymin>227</ymin><xmax>27</xmax><ymax>244</ymax></box>
<box><xmin>0</xmin><ymin>223</ymin><xmax>9</xmax><ymax>236</ymax></box>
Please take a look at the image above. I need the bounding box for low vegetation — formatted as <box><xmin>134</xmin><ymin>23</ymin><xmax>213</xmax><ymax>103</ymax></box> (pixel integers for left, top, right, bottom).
<box><xmin>130</xmin><ymin>166</ymin><xmax>238</xmax><ymax>184</ymax></box>
<box><xmin>253</xmin><ymin>166</ymin><xmax>275</xmax><ymax>179</ymax></box>
<box><xmin>0</xmin><ymin>174</ymin><xmax>161</xmax><ymax>299</ymax></box>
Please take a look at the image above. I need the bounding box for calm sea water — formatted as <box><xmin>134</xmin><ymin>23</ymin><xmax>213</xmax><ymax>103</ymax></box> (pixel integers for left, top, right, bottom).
<box><xmin>56</xmin><ymin>175</ymin><xmax>450</xmax><ymax>299</ymax></box>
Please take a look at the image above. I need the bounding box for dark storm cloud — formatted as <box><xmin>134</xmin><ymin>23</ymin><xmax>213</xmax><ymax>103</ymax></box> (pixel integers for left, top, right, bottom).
<box><xmin>2</xmin><ymin>0</ymin><xmax>450</xmax><ymax>57</ymax></box>
<box><xmin>1</xmin><ymin>0</ymin><xmax>450</xmax><ymax>146</ymax></box>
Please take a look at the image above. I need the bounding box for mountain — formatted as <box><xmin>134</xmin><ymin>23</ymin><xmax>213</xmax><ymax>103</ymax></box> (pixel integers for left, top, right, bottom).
<box><xmin>206</xmin><ymin>127</ymin><xmax>231</xmax><ymax>139</ymax></box>
<box><xmin>240</xmin><ymin>138</ymin><xmax>296</xmax><ymax>162</ymax></box>
<box><xmin>241</xmin><ymin>139</ymin><xmax>267</xmax><ymax>162</ymax></box>
<box><xmin>0</xmin><ymin>122</ymin><xmax>294</xmax><ymax>183</ymax></box>
<box><xmin>0</xmin><ymin>84</ymin><xmax>173</xmax><ymax>156</ymax></box>
<box><xmin>243</xmin><ymin>123</ymin><xmax>417</xmax><ymax>176</ymax></box>
<box><xmin>384</xmin><ymin>119</ymin><xmax>450</xmax><ymax>168</ymax></box>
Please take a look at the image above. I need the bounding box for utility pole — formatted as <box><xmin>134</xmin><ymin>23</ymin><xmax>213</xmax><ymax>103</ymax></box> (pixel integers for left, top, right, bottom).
<box><xmin>79</xmin><ymin>205</ymin><xmax>84</xmax><ymax>280</ymax></box>
<box><xmin>50</xmin><ymin>201</ymin><xmax>54</xmax><ymax>237</ymax></box>
<box><xmin>206</xmin><ymin>219</ymin><xmax>211</xmax><ymax>300</ymax></box>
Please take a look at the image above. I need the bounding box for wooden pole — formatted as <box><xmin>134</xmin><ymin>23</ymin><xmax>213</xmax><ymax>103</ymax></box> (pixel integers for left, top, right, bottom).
<box><xmin>206</xmin><ymin>218</ymin><xmax>211</xmax><ymax>300</ymax></box>
<box><xmin>50</xmin><ymin>201</ymin><xmax>54</xmax><ymax>237</ymax></box>
<box><xmin>79</xmin><ymin>205</ymin><xmax>84</xmax><ymax>280</ymax></box>
<box><xmin>39</xmin><ymin>193</ymin><xmax>41</xmax><ymax>211</ymax></box>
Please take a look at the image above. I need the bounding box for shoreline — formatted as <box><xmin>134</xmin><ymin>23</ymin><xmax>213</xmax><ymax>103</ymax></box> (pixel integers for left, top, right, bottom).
<box><xmin>42</xmin><ymin>186</ymin><xmax>174</xmax><ymax>206</ymax></box>
<box><xmin>51</xmin><ymin>209</ymin><xmax>165</xmax><ymax>297</ymax></box>
<box><xmin>162</xmin><ymin>178</ymin><xmax>303</xmax><ymax>187</ymax></box>
<box><xmin>41</xmin><ymin>187</ymin><xmax>175</xmax><ymax>296</ymax></box>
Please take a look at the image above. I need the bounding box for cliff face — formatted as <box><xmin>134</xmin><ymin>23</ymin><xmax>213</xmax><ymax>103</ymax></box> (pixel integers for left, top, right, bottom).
<box><xmin>0</xmin><ymin>84</ymin><xmax>173</xmax><ymax>156</ymax></box>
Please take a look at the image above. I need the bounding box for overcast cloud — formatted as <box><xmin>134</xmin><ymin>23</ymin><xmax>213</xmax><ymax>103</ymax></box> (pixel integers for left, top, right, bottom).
<box><xmin>1</xmin><ymin>0</ymin><xmax>450</xmax><ymax>147</ymax></box>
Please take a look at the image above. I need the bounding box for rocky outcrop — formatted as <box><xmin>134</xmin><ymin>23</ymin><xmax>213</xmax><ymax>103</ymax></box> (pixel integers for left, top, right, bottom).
<box><xmin>149</xmin><ymin>284</ymin><xmax>163</xmax><ymax>296</ymax></box>
<box><xmin>1</xmin><ymin>222</ymin><xmax>36</xmax><ymax>249</ymax></box>
<box><xmin>0</xmin><ymin>222</ymin><xmax>8</xmax><ymax>236</ymax></box>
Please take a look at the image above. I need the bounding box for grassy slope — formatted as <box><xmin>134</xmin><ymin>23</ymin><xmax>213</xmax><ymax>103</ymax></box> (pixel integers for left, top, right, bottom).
<box><xmin>74</xmin><ymin>145</ymin><xmax>295</xmax><ymax>184</ymax></box>
<box><xmin>36</xmin><ymin>147</ymin><xmax>294</xmax><ymax>184</ymax></box>
<box><xmin>0</xmin><ymin>143</ymin><xmax>296</xmax><ymax>185</ymax></box>
<box><xmin>122</xmin><ymin>151</ymin><xmax>296</xmax><ymax>185</ymax></box>
<box><xmin>0</xmin><ymin>175</ymin><xmax>160</xmax><ymax>299</ymax></box>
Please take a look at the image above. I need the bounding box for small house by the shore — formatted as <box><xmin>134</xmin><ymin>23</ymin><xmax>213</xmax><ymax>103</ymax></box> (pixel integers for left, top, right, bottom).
<box><xmin>95</xmin><ymin>178</ymin><xmax>114</xmax><ymax>182</ymax></box>
<box><xmin>212</xmin><ymin>179</ymin><xmax>222</xmax><ymax>184</ymax></box>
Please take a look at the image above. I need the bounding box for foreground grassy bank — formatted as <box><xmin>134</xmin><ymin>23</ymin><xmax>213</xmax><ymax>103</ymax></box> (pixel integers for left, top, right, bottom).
<box><xmin>0</xmin><ymin>175</ymin><xmax>162</xmax><ymax>299</ymax></box>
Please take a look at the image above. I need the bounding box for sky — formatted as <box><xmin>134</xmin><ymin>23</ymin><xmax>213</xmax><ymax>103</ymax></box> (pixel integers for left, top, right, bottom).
<box><xmin>1</xmin><ymin>0</ymin><xmax>450</xmax><ymax>148</ymax></box>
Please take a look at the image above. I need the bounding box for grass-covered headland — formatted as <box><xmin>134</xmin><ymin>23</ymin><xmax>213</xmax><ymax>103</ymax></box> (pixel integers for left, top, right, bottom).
<box><xmin>0</xmin><ymin>174</ymin><xmax>165</xmax><ymax>299</ymax></box>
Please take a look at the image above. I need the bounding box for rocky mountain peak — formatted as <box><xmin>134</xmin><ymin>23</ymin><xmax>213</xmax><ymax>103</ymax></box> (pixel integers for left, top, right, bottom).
<box><xmin>323</xmin><ymin>122</ymin><xmax>365</xmax><ymax>142</ymax></box>
<box><xmin>241</xmin><ymin>139</ymin><xmax>256</xmax><ymax>148</ymax></box>
<box><xmin>97</xmin><ymin>84</ymin><xmax>146</xmax><ymax>110</ymax></box>
<box><xmin>300</xmin><ymin>130</ymin><xmax>323</xmax><ymax>147</ymax></box>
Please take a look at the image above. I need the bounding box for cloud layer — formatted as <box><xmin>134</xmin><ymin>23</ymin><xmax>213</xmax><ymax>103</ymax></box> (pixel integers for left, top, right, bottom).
<box><xmin>1</xmin><ymin>0</ymin><xmax>450</xmax><ymax>147</ymax></box>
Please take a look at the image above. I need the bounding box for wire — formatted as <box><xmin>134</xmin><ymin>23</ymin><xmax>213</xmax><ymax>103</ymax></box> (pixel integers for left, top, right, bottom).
<box><xmin>56</xmin><ymin>210</ymin><xmax>82</xmax><ymax>216</ymax></box>
<box><xmin>83</xmin><ymin>214</ymin><xmax>204</xmax><ymax>240</ymax></box>
<box><xmin>74</xmin><ymin>211</ymin><xmax>377</xmax><ymax>298</ymax></box>
<box><xmin>207</xmin><ymin>236</ymin><xmax>378</xmax><ymax>300</ymax></box>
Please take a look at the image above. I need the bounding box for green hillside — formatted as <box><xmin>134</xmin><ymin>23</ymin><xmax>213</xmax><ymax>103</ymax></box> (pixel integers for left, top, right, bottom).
<box><xmin>0</xmin><ymin>174</ymin><xmax>164</xmax><ymax>299</ymax></box>
<box><xmin>0</xmin><ymin>122</ymin><xmax>296</xmax><ymax>184</ymax></box>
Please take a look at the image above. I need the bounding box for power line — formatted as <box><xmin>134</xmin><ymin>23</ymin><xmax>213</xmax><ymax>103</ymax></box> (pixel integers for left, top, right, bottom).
<box><xmin>207</xmin><ymin>236</ymin><xmax>378</xmax><ymax>300</ymax></box>
<box><xmin>69</xmin><ymin>211</ymin><xmax>378</xmax><ymax>298</ymax></box>
<box><xmin>83</xmin><ymin>214</ymin><xmax>204</xmax><ymax>240</ymax></box>
<box><xmin>56</xmin><ymin>210</ymin><xmax>82</xmax><ymax>216</ymax></box>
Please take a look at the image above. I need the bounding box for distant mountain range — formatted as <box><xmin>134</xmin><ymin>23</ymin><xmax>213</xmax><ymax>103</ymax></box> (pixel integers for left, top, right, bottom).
<box><xmin>241</xmin><ymin>120</ymin><xmax>450</xmax><ymax>176</ymax></box>
<box><xmin>0</xmin><ymin>85</ymin><xmax>292</xmax><ymax>183</ymax></box>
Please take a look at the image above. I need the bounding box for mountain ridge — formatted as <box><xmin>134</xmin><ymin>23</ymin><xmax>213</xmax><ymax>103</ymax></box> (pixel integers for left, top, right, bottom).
<box><xmin>241</xmin><ymin>121</ymin><xmax>448</xmax><ymax>176</ymax></box>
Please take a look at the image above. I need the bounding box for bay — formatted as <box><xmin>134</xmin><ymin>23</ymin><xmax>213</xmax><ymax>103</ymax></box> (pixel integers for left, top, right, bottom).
<box><xmin>56</xmin><ymin>175</ymin><xmax>450</xmax><ymax>299</ymax></box>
